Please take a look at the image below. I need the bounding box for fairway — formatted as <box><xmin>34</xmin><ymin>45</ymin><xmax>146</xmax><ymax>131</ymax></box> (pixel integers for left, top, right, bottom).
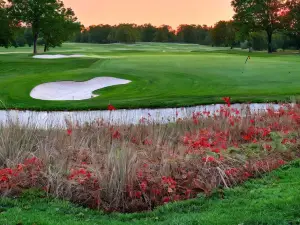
<box><xmin>0</xmin><ymin>43</ymin><xmax>300</xmax><ymax>111</ymax></box>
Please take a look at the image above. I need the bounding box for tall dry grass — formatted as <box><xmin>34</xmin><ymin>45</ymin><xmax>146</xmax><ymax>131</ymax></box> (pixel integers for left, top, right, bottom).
<box><xmin>0</xmin><ymin>104</ymin><xmax>299</xmax><ymax>212</ymax></box>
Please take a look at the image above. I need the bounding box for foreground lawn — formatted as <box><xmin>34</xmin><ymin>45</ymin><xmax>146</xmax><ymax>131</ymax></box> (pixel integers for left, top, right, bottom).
<box><xmin>0</xmin><ymin>161</ymin><xmax>299</xmax><ymax>225</ymax></box>
<box><xmin>0</xmin><ymin>43</ymin><xmax>300</xmax><ymax>110</ymax></box>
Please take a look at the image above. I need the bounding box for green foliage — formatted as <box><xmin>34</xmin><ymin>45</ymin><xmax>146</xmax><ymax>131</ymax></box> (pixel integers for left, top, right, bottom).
<box><xmin>115</xmin><ymin>24</ymin><xmax>140</xmax><ymax>44</ymax></box>
<box><xmin>211</xmin><ymin>21</ymin><xmax>237</xmax><ymax>47</ymax></box>
<box><xmin>250</xmin><ymin>32</ymin><xmax>268</xmax><ymax>51</ymax></box>
<box><xmin>8</xmin><ymin>0</ymin><xmax>79</xmax><ymax>54</ymax></box>
<box><xmin>153</xmin><ymin>25</ymin><xmax>176</xmax><ymax>42</ymax></box>
<box><xmin>87</xmin><ymin>24</ymin><xmax>112</xmax><ymax>44</ymax></box>
<box><xmin>284</xmin><ymin>0</ymin><xmax>300</xmax><ymax>50</ymax></box>
<box><xmin>42</xmin><ymin>7</ymin><xmax>80</xmax><ymax>52</ymax></box>
<box><xmin>140</xmin><ymin>24</ymin><xmax>157</xmax><ymax>42</ymax></box>
<box><xmin>231</xmin><ymin>0</ymin><xmax>285</xmax><ymax>53</ymax></box>
<box><xmin>0</xmin><ymin>1</ymin><xmax>16</xmax><ymax>48</ymax></box>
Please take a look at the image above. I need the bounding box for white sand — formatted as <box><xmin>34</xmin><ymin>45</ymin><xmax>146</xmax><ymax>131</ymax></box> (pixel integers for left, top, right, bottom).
<box><xmin>30</xmin><ymin>77</ymin><xmax>131</xmax><ymax>100</ymax></box>
<box><xmin>33</xmin><ymin>54</ymin><xmax>85</xmax><ymax>59</ymax></box>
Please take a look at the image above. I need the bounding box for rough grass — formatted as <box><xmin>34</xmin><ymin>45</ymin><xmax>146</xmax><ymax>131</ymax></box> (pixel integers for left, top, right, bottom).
<box><xmin>0</xmin><ymin>103</ymin><xmax>300</xmax><ymax>213</ymax></box>
<box><xmin>0</xmin><ymin>160</ymin><xmax>299</xmax><ymax>225</ymax></box>
<box><xmin>0</xmin><ymin>43</ymin><xmax>300</xmax><ymax>110</ymax></box>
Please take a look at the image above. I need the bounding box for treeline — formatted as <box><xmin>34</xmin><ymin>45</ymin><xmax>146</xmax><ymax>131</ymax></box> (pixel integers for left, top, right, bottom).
<box><xmin>72</xmin><ymin>24</ymin><xmax>212</xmax><ymax>45</ymax></box>
<box><xmin>72</xmin><ymin>22</ymin><xmax>300</xmax><ymax>52</ymax></box>
<box><xmin>1</xmin><ymin>0</ymin><xmax>300</xmax><ymax>54</ymax></box>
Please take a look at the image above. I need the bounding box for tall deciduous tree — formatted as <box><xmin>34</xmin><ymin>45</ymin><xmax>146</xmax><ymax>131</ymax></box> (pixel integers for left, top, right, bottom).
<box><xmin>284</xmin><ymin>0</ymin><xmax>300</xmax><ymax>50</ymax></box>
<box><xmin>211</xmin><ymin>21</ymin><xmax>228</xmax><ymax>46</ymax></box>
<box><xmin>8</xmin><ymin>0</ymin><xmax>74</xmax><ymax>54</ymax></box>
<box><xmin>231</xmin><ymin>0</ymin><xmax>285</xmax><ymax>53</ymax></box>
<box><xmin>41</xmin><ymin>7</ymin><xmax>80</xmax><ymax>52</ymax></box>
<box><xmin>0</xmin><ymin>0</ymin><xmax>16</xmax><ymax>47</ymax></box>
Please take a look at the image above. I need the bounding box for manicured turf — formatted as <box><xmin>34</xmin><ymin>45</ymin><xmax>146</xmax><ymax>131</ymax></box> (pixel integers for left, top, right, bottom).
<box><xmin>0</xmin><ymin>43</ymin><xmax>300</xmax><ymax>110</ymax></box>
<box><xmin>0</xmin><ymin>161</ymin><xmax>299</xmax><ymax>225</ymax></box>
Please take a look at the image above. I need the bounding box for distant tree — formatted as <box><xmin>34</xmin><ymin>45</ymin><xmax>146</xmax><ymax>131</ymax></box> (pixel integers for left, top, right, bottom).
<box><xmin>226</xmin><ymin>21</ymin><xmax>237</xmax><ymax>49</ymax></box>
<box><xmin>8</xmin><ymin>0</ymin><xmax>77</xmax><ymax>54</ymax></box>
<box><xmin>231</xmin><ymin>0</ymin><xmax>285</xmax><ymax>53</ymax></box>
<box><xmin>154</xmin><ymin>25</ymin><xmax>176</xmax><ymax>42</ymax></box>
<box><xmin>284</xmin><ymin>0</ymin><xmax>300</xmax><ymax>50</ymax></box>
<box><xmin>195</xmin><ymin>25</ymin><xmax>211</xmax><ymax>45</ymax></box>
<box><xmin>24</xmin><ymin>27</ymin><xmax>33</xmax><ymax>46</ymax></box>
<box><xmin>14</xmin><ymin>27</ymin><xmax>27</xmax><ymax>47</ymax></box>
<box><xmin>115</xmin><ymin>24</ymin><xmax>139</xmax><ymax>43</ymax></box>
<box><xmin>250</xmin><ymin>32</ymin><xmax>268</xmax><ymax>50</ymax></box>
<box><xmin>88</xmin><ymin>24</ymin><xmax>112</xmax><ymax>43</ymax></box>
<box><xmin>0</xmin><ymin>1</ymin><xmax>16</xmax><ymax>47</ymax></box>
<box><xmin>80</xmin><ymin>29</ymin><xmax>89</xmax><ymax>43</ymax></box>
<box><xmin>177</xmin><ymin>24</ymin><xmax>197</xmax><ymax>43</ymax></box>
<box><xmin>140</xmin><ymin>24</ymin><xmax>157</xmax><ymax>42</ymax></box>
<box><xmin>41</xmin><ymin>7</ymin><xmax>80</xmax><ymax>52</ymax></box>
<box><xmin>211</xmin><ymin>21</ymin><xmax>228</xmax><ymax>46</ymax></box>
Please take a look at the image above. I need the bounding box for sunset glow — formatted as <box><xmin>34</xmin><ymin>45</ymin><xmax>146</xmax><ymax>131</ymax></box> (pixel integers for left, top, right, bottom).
<box><xmin>63</xmin><ymin>0</ymin><xmax>234</xmax><ymax>28</ymax></box>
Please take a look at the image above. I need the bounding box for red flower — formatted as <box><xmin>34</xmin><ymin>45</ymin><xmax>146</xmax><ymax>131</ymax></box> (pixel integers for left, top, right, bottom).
<box><xmin>162</xmin><ymin>196</ymin><xmax>171</xmax><ymax>203</ymax></box>
<box><xmin>243</xmin><ymin>172</ymin><xmax>252</xmax><ymax>179</ymax></box>
<box><xmin>222</xmin><ymin>97</ymin><xmax>231</xmax><ymax>107</ymax></box>
<box><xmin>67</xmin><ymin>129</ymin><xmax>72</xmax><ymax>136</ymax></box>
<box><xmin>278</xmin><ymin>159</ymin><xmax>285</xmax><ymax>165</ymax></box>
<box><xmin>264</xmin><ymin>144</ymin><xmax>272</xmax><ymax>151</ymax></box>
<box><xmin>281</xmin><ymin>138</ymin><xmax>288</xmax><ymax>144</ymax></box>
<box><xmin>185</xmin><ymin>189</ymin><xmax>192</xmax><ymax>197</ymax></box>
<box><xmin>135</xmin><ymin>191</ymin><xmax>142</xmax><ymax>198</ymax></box>
<box><xmin>212</xmin><ymin>148</ymin><xmax>220</xmax><ymax>153</ymax></box>
<box><xmin>242</xmin><ymin>135</ymin><xmax>251</xmax><ymax>141</ymax></box>
<box><xmin>140</xmin><ymin>181</ymin><xmax>147</xmax><ymax>192</ymax></box>
<box><xmin>143</xmin><ymin>139</ymin><xmax>153</xmax><ymax>145</ymax></box>
<box><xmin>108</xmin><ymin>104</ymin><xmax>116</xmax><ymax>111</ymax></box>
<box><xmin>112</xmin><ymin>130</ymin><xmax>121</xmax><ymax>139</ymax></box>
<box><xmin>202</xmin><ymin>156</ymin><xmax>216</xmax><ymax>163</ymax></box>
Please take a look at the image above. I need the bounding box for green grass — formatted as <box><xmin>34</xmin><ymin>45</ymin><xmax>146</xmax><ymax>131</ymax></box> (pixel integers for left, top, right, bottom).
<box><xmin>0</xmin><ymin>43</ymin><xmax>300</xmax><ymax>110</ymax></box>
<box><xmin>1</xmin><ymin>161</ymin><xmax>300</xmax><ymax>225</ymax></box>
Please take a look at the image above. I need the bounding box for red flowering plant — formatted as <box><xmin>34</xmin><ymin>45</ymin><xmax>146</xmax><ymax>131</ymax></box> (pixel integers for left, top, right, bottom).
<box><xmin>2</xmin><ymin>100</ymin><xmax>300</xmax><ymax>213</ymax></box>
<box><xmin>0</xmin><ymin>157</ymin><xmax>45</xmax><ymax>194</ymax></box>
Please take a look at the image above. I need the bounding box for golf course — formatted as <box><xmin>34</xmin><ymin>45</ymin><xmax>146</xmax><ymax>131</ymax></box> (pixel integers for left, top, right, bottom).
<box><xmin>1</xmin><ymin>43</ymin><xmax>300</xmax><ymax>111</ymax></box>
<box><xmin>1</xmin><ymin>0</ymin><xmax>300</xmax><ymax>223</ymax></box>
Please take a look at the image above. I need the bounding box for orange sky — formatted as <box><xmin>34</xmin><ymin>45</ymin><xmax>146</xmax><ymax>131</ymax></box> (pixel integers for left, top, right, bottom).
<box><xmin>63</xmin><ymin>0</ymin><xmax>234</xmax><ymax>29</ymax></box>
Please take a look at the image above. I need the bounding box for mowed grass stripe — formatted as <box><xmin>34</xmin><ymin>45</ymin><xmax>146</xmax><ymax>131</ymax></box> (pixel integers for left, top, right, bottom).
<box><xmin>0</xmin><ymin>43</ymin><xmax>300</xmax><ymax>110</ymax></box>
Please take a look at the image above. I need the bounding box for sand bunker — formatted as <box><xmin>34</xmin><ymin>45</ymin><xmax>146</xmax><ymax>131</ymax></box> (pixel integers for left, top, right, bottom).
<box><xmin>30</xmin><ymin>77</ymin><xmax>131</xmax><ymax>100</ymax></box>
<box><xmin>33</xmin><ymin>54</ymin><xmax>85</xmax><ymax>59</ymax></box>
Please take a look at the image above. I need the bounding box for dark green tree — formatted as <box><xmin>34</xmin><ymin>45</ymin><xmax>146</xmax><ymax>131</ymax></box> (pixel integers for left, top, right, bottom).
<box><xmin>177</xmin><ymin>24</ymin><xmax>197</xmax><ymax>43</ymax></box>
<box><xmin>8</xmin><ymin>0</ymin><xmax>75</xmax><ymax>54</ymax></box>
<box><xmin>115</xmin><ymin>24</ymin><xmax>139</xmax><ymax>43</ymax></box>
<box><xmin>154</xmin><ymin>25</ymin><xmax>176</xmax><ymax>42</ymax></box>
<box><xmin>231</xmin><ymin>0</ymin><xmax>285</xmax><ymax>53</ymax></box>
<box><xmin>88</xmin><ymin>24</ymin><xmax>112</xmax><ymax>43</ymax></box>
<box><xmin>41</xmin><ymin>7</ymin><xmax>80</xmax><ymax>52</ymax></box>
<box><xmin>284</xmin><ymin>0</ymin><xmax>300</xmax><ymax>50</ymax></box>
<box><xmin>24</xmin><ymin>27</ymin><xmax>33</xmax><ymax>46</ymax></box>
<box><xmin>0</xmin><ymin>1</ymin><xmax>16</xmax><ymax>47</ymax></box>
<box><xmin>140</xmin><ymin>24</ymin><xmax>157</xmax><ymax>42</ymax></box>
<box><xmin>211</xmin><ymin>21</ymin><xmax>228</xmax><ymax>46</ymax></box>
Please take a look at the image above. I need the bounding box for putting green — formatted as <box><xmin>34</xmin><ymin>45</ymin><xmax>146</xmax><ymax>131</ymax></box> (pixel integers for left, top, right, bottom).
<box><xmin>0</xmin><ymin>43</ymin><xmax>300</xmax><ymax>111</ymax></box>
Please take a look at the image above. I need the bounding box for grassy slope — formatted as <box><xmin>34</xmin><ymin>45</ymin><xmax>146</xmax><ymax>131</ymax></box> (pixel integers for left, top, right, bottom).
<box><xmin>0</xmin><ymin>43</ymin><xmax>300</xmax><ymax>110</ymax></box>
<box><xmin>0</xmin><ymin>161</ymin><xmax>300</xmax><ymax>225</ymax></box>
